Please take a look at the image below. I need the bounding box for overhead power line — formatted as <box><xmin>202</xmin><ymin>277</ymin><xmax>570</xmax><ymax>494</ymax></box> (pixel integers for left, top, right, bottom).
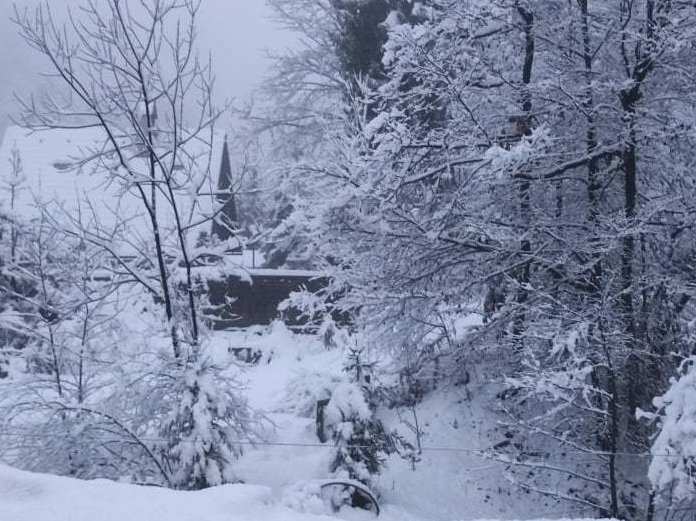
<box><xmin>0</xmin><ymin>430</ymin><xmax>675</xmax><ymax>458</ymax></box>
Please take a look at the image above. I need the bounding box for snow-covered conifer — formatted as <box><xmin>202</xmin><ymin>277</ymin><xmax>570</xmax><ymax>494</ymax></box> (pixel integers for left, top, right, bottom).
<box><xmin>157</xmin><ymin>355</ymin><xmax>257</xmax><ymax>489</ymax></box>
<box><xmin>647</xmin><ymin>358</ymin><xmax>696</xmax><ymax>503</ymax></box>
<box><xmin>325</xmin><ymin>350</ymin><xmax>393</xmax><ymax>488</ymax></box>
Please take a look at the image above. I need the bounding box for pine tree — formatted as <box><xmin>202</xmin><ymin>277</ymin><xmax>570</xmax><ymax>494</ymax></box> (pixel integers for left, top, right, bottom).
<box><xmin>646</xmin><ymin>357</ymin><xmax>696</xmax><ymax>504</ymax></box>
<box><xmin>326</xmin><ymin>349</ymin><xmax>393</xmax><ymax>488</ymax></box>
<box><xmin>157</xmin><ymin>356</ymin><xmax>256</xmax><ymax>490</ymax></box>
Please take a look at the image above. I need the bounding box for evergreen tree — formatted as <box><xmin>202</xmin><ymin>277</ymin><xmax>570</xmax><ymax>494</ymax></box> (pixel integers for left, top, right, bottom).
<box><xmin>157</xmin><ymin>356</ymin><xmax>257</xmax><ymax>490</ymax></box>
<box><xmin>647</xmin><ymin>357</ymin><xmax>696</xmax><ymax>504</ymax></box>
<box><xmin>326</xmin><ymin>349</ymin><xmax>394</xmax><ymax>488</ymax></box>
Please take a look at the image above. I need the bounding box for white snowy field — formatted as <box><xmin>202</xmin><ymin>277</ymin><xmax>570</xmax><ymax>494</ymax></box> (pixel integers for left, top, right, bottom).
<box><xmin>1</xmin><ymin>462</ymin><xmax>412</xmax><ymax>521</ymax></box>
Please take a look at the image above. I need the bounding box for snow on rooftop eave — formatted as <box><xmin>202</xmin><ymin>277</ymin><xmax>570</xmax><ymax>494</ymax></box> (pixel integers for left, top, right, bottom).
<box><xmin>245</xmin><ymin>268</ymin><xmax>326</xmax><ymax>278</ymax></box>
<box><xmin>0</xmin><ymin>125</ymin><xmax>228</xmax><ymax>242</ymax></box>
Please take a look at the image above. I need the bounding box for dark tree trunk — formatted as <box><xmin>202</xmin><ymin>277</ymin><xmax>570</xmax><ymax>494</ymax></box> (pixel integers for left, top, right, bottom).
<box><xmin>512</xmin><ymin>6</ymin><xmax>535</xmax><ymax>352</ymax></box>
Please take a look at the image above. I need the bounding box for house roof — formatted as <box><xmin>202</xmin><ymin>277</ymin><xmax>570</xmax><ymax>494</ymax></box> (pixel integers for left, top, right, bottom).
<box><xmin>0</xmin><ymin>125</ymin><xmax>234</xmax><ymax>254</ymax></box>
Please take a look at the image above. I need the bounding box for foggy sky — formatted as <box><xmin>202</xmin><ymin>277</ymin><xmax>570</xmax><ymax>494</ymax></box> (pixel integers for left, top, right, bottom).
<box><xmin>0</xmin><ymin>0</ymin><xmax>295</xmax><ymax>133</ymax></box>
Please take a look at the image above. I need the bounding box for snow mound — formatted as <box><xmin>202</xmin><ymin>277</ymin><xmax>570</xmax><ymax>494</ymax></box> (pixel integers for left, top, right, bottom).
<box><xmin>0</xmin><ymin>464</ymin><xmax>333</xmax><ymax>521</ymax></box>
<box><xmin>0</xmin><ymin>463</ymin><xmax>619</xmax><ymax>521</ymax></box>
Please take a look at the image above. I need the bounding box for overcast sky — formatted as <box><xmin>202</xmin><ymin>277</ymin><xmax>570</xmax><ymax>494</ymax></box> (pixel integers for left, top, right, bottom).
<box><xmin>0</xmin><ymin>0</ymin><xmax>295</xmax><ymax>134</ymax></box>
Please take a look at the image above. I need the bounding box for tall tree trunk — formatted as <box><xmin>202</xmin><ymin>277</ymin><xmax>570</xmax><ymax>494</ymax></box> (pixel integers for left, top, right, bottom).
<box><xmin>617</xmin><ymin>0</ymin><xmax>663</xmax><ymax>436</ymax></box>
<box><xmin>140</xmin><ymin>95</ymin><xmax>182</xmax><ymax>360</ymax></box>
<box><xmin>512</xmin><ymin>5</ymin><xmax>535</xmax><ymax>352</ymax></box>
<box><xmin>579</xmin><ymin>3</ymin><xmax>622</xmax><ymax>515</ymax></box>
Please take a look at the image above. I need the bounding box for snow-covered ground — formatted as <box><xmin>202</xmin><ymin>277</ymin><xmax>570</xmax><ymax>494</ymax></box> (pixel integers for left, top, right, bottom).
<box><xmin>0</xmin><ymin>463</ymin><xmax>373</xmax><ymax>521</ymax></box>
<box><xmin>208</xmin><ymin>323</ymin><xmax>598</xmax><ymax>521</ymax></box>
<box><xmin>0</xmin><ymin>463</ymin><xmax>614</xmax><ymax>521</ymax></box>
<box><xmin>0</xmin><ymin>321</ymin><xmax>609</xmax><ymax>521</ymax></box>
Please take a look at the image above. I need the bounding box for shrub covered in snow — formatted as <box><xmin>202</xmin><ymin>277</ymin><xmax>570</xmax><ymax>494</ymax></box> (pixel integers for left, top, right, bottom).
<box><xmin>275</xmin><ymin>370</ymin><xmax>342</xmax><ymax>417</ymax></box>
<box><xmin>280</xmin><ymin>481</ymin><xmax>332</xmax><ymax>516</ymax></box>
<box><xmin>325</xmin><ymin>350</ymin><xmax>395</xmax><ymax>488</ymax></box>
<box><xmin>646</xmin><ymin>357</ymin><xmax>696</xmax><ymax>502</ymax></box>
<box><xmin>157</xmin><ymin>354</ymin><xmax>260</xmax><ymax>490</ymax></box>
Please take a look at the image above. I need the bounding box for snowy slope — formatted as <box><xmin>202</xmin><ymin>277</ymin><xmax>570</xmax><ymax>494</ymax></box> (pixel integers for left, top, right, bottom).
<box><xmin>0</xmin><ymin>125</ymin><xmax>231</xmax><ymax>256</ymax></box>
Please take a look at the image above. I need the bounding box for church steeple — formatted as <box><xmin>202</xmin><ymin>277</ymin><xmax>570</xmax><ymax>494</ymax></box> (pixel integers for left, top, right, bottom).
<box><xmin>212</xmin><ymin>136</ymin><xmax>239</xmax><ymax>243</ymax></box>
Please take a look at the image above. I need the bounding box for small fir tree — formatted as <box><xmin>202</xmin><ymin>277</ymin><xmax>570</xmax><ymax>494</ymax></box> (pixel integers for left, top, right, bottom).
<box><xmin>157</xmin><ymin>355</ymin><xmax>257</xmax><ymax>490</ymax></box>
<box><xmin>646</xmin><ymin>357</ymin><xmax>696</xmax><ymax>503</ymax></box>
<box><xmin>326</xmin><ymin>349</ymin><xmax>394</xmax><ymax>487</ymax></box>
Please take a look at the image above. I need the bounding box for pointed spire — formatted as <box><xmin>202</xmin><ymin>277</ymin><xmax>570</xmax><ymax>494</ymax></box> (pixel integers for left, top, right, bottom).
<box><xmin>212</xmin><ymin>135</ymin><xmax>239</xmax><ymax>244</ymax></box>
<box><xmin>217</xmin><ymin>136</ymin><xmax>233</xmax><ymax>192</ymax></box>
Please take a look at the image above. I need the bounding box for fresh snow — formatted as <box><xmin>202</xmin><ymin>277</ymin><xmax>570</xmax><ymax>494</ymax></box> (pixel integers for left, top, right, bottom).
<box><xmin>0</xmin><ymin>126</ymin><xmax>238</xmax><ymax>255</ymax></box>
<box><xmin>646</xmin><ymin>357</ymin><xmax>696</xmax><ymax>501</ymax></box>
<box><xmin>0</xmin><ymin>463</ymin><xmax>617</xmax><ymax>521</ymax></box>
<box><xmin>1</xmin><ymin>321</ymin><xmax>621</xmax><ymax>521</ymax></box>
<box><xmin>206</xmin><ymin>323</ymin><xmax>605</xmax><ymax>521</ymax></box>
<box><xmin>0</xmin><ymin>463</ymin><xmax>329</xmax><ymax>521</ymax></box>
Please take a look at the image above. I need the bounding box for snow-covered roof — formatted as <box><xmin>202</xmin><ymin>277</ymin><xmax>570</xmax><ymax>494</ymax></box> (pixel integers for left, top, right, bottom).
<box><xmin>0</xmin><ymin>125</ymin><xmax>228</xmax><ymax>253</ymax></box>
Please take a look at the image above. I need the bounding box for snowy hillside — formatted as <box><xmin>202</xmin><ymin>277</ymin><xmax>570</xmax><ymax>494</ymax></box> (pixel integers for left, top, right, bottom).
<box><xmin>0</xmin><ymin>463</ymin><xmax>352</xmax><ymax>521</ymax></box>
